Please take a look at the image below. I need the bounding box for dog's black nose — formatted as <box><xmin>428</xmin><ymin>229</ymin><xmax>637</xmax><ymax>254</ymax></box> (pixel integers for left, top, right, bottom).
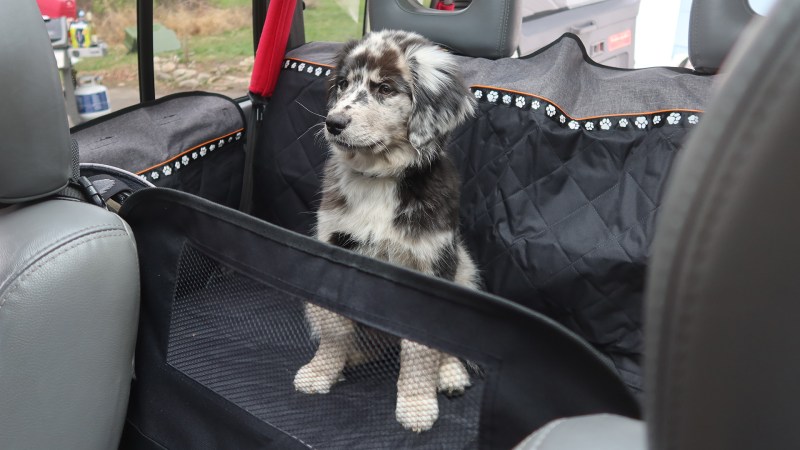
<box><xmin>325</xmin><ymin>114</ymin><xmax>350</xmax><ymax>135</ymax></box>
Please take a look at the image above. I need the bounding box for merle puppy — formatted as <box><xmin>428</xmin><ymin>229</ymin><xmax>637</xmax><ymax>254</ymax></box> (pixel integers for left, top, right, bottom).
<box><xmin>293</xmin><ymin>30</ymin><xmax>479</xmax><ymax>433</ymax></box>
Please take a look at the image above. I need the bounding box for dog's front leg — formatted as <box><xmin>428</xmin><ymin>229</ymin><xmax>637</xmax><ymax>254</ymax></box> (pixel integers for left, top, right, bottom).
<box><xmin>294</xmin><ymin>303</ymin><xmax>355</xmax><ymax>394</ymax></box>
<box><xmin>396</xmin><ymin>339</ymin><xmax>442</xmax><ymax>432</ymax></box>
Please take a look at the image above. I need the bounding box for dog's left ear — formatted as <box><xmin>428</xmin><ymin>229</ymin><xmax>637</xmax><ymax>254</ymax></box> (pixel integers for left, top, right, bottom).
<box><xmin>404</xmin><ymin>44</ymin><xmax>476</xmax><ymax>159</ymax></box>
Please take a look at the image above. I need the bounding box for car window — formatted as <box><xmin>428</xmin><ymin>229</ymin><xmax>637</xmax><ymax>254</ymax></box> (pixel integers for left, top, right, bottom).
<box><xmin>152</xmin><ymin>0</ymin><xmax>253</xmax><ymax>99</ymax></box>
<box><xmin>305</xmin><ymin>0</ymin><xmax>365</xmax><ymax>43</ymax></box>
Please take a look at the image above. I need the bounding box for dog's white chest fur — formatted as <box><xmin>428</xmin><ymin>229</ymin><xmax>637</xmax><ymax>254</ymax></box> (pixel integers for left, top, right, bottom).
<box><xmin>317</xmin><ymin>172</ymin><xmax>399</xmax><ymax>245</ymax></box>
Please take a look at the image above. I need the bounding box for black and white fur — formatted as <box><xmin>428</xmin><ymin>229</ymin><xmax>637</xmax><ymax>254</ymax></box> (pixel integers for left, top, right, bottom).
<box><xmin>293</xmin><ymin>30</ymin><xmax>479</xmax><ymax>432</ymax></box>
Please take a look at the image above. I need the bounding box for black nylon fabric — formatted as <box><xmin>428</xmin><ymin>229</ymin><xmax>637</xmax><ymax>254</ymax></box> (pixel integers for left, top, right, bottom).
<box><xmin>72</xmin><ymin>92</ymin><xmax>246</xmax><ymax>209</ymax></box>
<box><xmin>251</xmin><ymin>42</ymin><xmax>707</xmax><ymax>392</ymax></box>
<box><xmin>119</xmin><ymin>188</ymin><xmax>639</xmax><ymax>450</ymax></box>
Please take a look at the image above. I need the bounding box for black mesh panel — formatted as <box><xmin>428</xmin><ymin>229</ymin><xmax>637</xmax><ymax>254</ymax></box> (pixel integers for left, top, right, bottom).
<box><xmin>166</xmin><ymin>244</ymin><xmax>484</xmax><ymax>449</ymax></box>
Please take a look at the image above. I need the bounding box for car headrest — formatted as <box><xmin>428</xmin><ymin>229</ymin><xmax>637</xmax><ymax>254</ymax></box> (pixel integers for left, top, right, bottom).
<box><xmin>368</xmin><ymin>0</ymin><xmax>522</xmax><ymax>59</ymax></box>
<box><xmin>689</xmin><ymin>0</ymin><xmax>760</xmax><ymax>74</ymax></box>
<box><xmin>0</xmin><ymin>0</ymin><xmax>72</xmax><ymax>204</ymax></box>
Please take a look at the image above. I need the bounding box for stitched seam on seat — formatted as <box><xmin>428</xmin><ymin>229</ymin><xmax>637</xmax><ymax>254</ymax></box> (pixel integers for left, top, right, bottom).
<box><xmin>0</xmin><ymin>229</ymin><xmax>130</xmax><ymax>309</ymax></box>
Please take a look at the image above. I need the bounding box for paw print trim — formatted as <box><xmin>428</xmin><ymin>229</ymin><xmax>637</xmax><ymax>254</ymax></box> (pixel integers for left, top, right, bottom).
<box><xmin>467</xmin><ymin>86</ymin><xmax>701</xmax><ymax>132</ymax></box>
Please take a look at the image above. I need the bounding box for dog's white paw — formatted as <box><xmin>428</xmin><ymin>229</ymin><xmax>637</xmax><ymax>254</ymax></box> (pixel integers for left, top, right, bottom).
<box><xmin>396</xmin><ymin>394</ymin><xmax>439</xmax><ymax>432</ymax></box>
<box><xmin>437</xmin><ymin>356</ymin><xmax>471</xmax><ymax>396</ymax></box>
<box><xmin>293</xmin><ymin>362</ymin><xmax>337</xmax><ymax>394</ymax></box>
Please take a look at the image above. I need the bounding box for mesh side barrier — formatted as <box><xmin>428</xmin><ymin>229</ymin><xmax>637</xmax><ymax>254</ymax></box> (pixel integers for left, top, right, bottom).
<box><xmin>166</xmin><ymin>244</ymin><xmax>484</xmax><ymax>449</ymax></box>
<box><xmin>119</xmin><ymin>188</ymin><xmax>640</xmax><ymax>450</ymax></box>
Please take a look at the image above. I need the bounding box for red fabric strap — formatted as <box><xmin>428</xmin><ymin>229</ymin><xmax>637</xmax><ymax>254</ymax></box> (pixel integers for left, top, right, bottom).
<box><xmin>249</xmin><ymin>0</ymin><xmax>297</xmax><ymax>98</ymax></box>
<box><xmin>434</xmin><ymin>1</ymin><xmax>455</xmax><ymax>11</ymax></box>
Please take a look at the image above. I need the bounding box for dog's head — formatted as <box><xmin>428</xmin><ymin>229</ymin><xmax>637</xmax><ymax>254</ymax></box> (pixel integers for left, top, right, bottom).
<box><xmin>325</xmin><ymin>30</ymin><xmax>476</xmax><ymax>176</ymax></box>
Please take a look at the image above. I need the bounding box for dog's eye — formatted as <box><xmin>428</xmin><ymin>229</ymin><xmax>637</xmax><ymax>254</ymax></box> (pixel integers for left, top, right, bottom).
<box><xmin>378</xmin><ymin>83</ymin><xmax>394</xmax><ymax>95</ymax></box>
<box><xmin>337</xmin><ymin>79</ymin><xmax>349</xmax><ymax>90</ymax></box>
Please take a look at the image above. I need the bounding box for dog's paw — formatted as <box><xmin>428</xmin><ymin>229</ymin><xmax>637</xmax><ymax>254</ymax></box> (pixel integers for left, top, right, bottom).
<box><xmin>293</xmin><ymin>362</ymin><xmax>337</xmax><ymax>394</ymax></box>
<box><xmin>437</xmin><ymin>356</ymin><xmax>471</xmax><ymax>396</ymax></box>
<box><xmin>396</xmin><ymin>394</ymin><xmax>439</xmax><ymax>432</ymax></box>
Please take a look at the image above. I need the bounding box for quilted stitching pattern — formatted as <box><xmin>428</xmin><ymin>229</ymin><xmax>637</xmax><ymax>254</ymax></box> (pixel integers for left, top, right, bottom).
<box><xmin>253</xmin><ymin>64</ymin><xmax>694</xmax><ymax>392</ymax></box>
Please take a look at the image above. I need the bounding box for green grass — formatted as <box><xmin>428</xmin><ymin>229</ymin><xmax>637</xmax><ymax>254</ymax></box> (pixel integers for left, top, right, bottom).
<box><xmin>208</xmin><ymin>0</ymin><xmax>250</xmax><ymax>7</ymax></box>
<box><xmin>304</xmin><ymin>0</ymin><xmax>365</xmax><ymax>43</ymax></box>
<box><xmin>187</xmin><ymin>27</ymin><xmax>252</xmax><ymax>60</ymax></box>
<box><xmin>73</xmin><ymin>46</ymin><xmax>137</xmax><ymax>71</ymax></box>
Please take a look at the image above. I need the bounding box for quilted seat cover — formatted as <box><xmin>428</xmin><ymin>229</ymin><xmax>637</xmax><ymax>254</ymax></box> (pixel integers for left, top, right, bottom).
<box><xmin>251</xmin><ymin>35</ymin><xmax>714</xmax><ymax>391</ymax></box>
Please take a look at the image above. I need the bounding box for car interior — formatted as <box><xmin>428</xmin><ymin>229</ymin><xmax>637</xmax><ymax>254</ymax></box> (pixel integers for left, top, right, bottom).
<box><xmin>1</xmin><ymin>0</ymin><xmax>798</xmax><ymax>448</ymax></box>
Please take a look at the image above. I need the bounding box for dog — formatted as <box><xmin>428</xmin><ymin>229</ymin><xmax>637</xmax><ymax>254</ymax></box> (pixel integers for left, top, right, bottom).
<box><xmin>293</xmin><ymin>30</ymin><xmax>480</xmax><ymax>433</ymax></box>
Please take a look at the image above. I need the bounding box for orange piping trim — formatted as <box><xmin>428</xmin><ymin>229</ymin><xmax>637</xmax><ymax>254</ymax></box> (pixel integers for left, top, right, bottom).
<box><xmin>470</xmin><ymin>84</ymin><xmax>704</xmax><ymax>121</ymax></box>
<box><xmin>136</xmin><ymin>128</ymin><xmax>245</xmax><ymax>175</ymax></box>
<box><xmin>285</xmin><ymin>57</ymin><xmax>335</xmax><ymax>69</ymax></box>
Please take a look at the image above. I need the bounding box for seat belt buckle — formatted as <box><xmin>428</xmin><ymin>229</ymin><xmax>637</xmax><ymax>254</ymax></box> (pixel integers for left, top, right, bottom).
<box><xmin>77</xmin><ymin>176</ymin><xmax>107</xmax><ymax>208</ymax></box>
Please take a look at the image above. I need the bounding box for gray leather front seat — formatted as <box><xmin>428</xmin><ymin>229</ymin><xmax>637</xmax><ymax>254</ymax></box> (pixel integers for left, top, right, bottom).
<box><xmin>515</xmin><ymin>0</ymin><xmax>800</xmax><ymax>448</ymax></box>
<box><xmin>0</xmin><ymin>0</ymin><xmax>140</xmax><ymax>448</ymax></box>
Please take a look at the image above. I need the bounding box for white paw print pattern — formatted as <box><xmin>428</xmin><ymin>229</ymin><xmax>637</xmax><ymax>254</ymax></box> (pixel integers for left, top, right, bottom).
<box><xmin>325</xmin><ymin>69</ymin><xmax>331</xmax><ymax>76</ymax></box>
<box><xmin>635</xmin><ymin>116</ymin><xmax>648</xmax><ymax>129</ymax></box>
<box><xmin>200</xmin><ymin>147</ymin><xmax>208</xmax><ymax>157</ymax></box>
<box><xmin>284</xmin><ymin>60</ymin><xmax>290</xmax><ymax>69</ymax></box>
<box><xmin>474</xmin><ymin>90</ymin><xmax>483</xmax><ymax>99</ymax></box>
<box><xmin>162</xmin><ymin>166</ymin><xmax>172</xmax><ymax>176</ymax></box>
<box><xmin>182</xmin><ymin>155</ymin><xmax>190</xmax><ymax>165</ymax></box>
<box><xmin>502</xmin><ymin>94</ymin><xmax>512</xmax><ymax>105</ymax></box>
<box><xmin>210</xmin><ymin>144</ymin><xmax>216</xmax><ymax>151</ymax></box>
<box><xmin>315</xmin><ymin>67</ymin><xmax>323</xmax><ymax>76</ymax></box>
<box><xmin>487</xmin><ymin>91</ymin><xmax>499</xmax><ymax>103</ymax></box>
<box><xmin>291</xmin><ymin>62</ymin><xmax>297</xmax><ymax>69</ymax></box>
<box><xmin>150</xmin><ymin>171</ymin><xmax>160</xmax><ymax>180</ymax></box>
<box><xmin>600</xmin><ymin>118</ymin><xmax>612</xmax><ymax>130</ymax></box>
<box><xmin>192</xmin><ymin>152</ymin><xmax>198</xmax><ymax>159</ymax></box>
<box><xmin>236</xmin><ymin>132</ymin><xmax>243</xmax><ymax>140</ymax></box>
<box><xmin>306</xmin><ymin>66</ymin><xmax>314</xmax><ymax>74</ymax></box>
<box><xmin>174</xmin><ymin>161</ymin><xmax>181</xmax><ymax>170</ymax></box>
<box><xmin>531</xmin><ymin>100</ymin><xmax>541</xmax><ymax>110</ymax></box>
<box><xmin>584</xmin><ymin>121</ymin><xmax>594</xmax><ymax>131</ymax></box>
<box><xmin>515</xmin><ymin>96</ymin><xmax>526</xmax><ymax>108</ymax></box>
<box><xmin>568</xmin><ymin>120</ymin><xmax>580</xmax><ymax>130</ymax></box>
<box><xmin>688</xmin><ymin>114</ymin><xmax>699</xmax><ymax>125</ymax></box>
<box><xmin>298</xmin><ymin>63</ymin><xmax>306</xmax><ymax>72</ymax></box>
<box><xmin>667</xmin><ymin>112</ymin><xmax>682</xmax><ymax>125</ymax></box>
<box><xmin>619</xmin><ymin>118</ymin><xmax>629</xmax><ymax>128</ymax></box>
<box><xmin>546</xmin><ymin>104</ymin><xmax>556</xmax><ymax>117</ymax></box>
<box><xmin>219</xmin><ymin>139</ymin><xmax>225</xmax><ymax>147</ymax></box>
<box><xmin>653</xmin><ymin>115</ymin><xmax>662</xmax><ymax>125</ymax></box>
<box><xmin>559</xmin><ymin>115</ymin><xmax>566</xmax><ymax>124</ymax></box>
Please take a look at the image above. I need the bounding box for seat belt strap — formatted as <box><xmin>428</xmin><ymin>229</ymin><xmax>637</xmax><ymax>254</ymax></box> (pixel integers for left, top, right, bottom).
<box><xmin>241</xmin><ymin>0</ymin><xmax>298</xmax><ymax>213</ymax></box>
